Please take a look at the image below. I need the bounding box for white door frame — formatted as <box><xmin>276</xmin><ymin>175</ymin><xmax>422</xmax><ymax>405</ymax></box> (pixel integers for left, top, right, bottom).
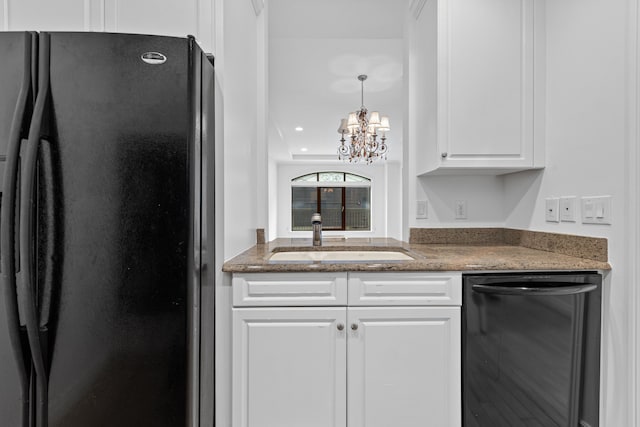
<box><xmin>630</xmin><ymin>0</ymin><xmax>640</xmax><ymax>424</ymax></box>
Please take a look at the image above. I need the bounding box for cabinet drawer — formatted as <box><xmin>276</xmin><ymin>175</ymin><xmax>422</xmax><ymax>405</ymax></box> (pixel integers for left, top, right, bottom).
<box><xmin>348</xmin><ymin>272</ymin><xmax>461</xmax><ymax>306</ymax></box>
<box><xmin>233</xmin><ymin>273</ymin><xmax>348</xmax><ymax>307</ymax></box>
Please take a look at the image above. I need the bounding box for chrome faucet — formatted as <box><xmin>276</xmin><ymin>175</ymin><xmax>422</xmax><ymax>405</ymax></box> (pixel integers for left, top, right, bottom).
<box><xmin>311</xmin><ymin>213</ymin><xmax>322</xmax><ymax>246</ymax></box>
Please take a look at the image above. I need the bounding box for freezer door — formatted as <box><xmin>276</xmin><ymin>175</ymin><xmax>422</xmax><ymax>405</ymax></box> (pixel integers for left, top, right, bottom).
<box><xmin>37</xmin><ymin>32</ymin><xmax>192</xmax><ymax>427</ymax></box>
<box><xmin>0</xmin><ymin>31</ymin><xmax>34</xmax><ymax>427</ymax></box>
<box><xmin>0</xmin><ymin>32</ymin><xmax>31</xmax><ymax>157</ymax></box>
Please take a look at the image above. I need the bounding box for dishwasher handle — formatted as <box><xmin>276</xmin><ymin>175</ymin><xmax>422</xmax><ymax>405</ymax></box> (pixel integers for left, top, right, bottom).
<box><xmin>472</xmin><ymin>283</ymin><xmax>598</xmax><ymax>296</ymax></box>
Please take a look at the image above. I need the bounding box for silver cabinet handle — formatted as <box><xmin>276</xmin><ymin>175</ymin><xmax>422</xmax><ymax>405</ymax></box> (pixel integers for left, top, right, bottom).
<box><xmin>337</xmin><ymin>323</ymin><xmax>344</xmax><ymax>331</ymax></box>
<box><xmin>351</xmin><ymin>323</ymin><xmax>358</xmax><ymax>331</ymax></box>
<box><xmin>441</xmin><ymin>152</ymin><xmax>448</xmax><ymax>158</ymax></box>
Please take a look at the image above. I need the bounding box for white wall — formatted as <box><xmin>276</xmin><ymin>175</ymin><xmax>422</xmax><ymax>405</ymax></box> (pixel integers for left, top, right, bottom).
<box><xmin>503</xmin><ymin>0</ymin><xmax>634</xmax><ymax>424</ymax></box>
<box><xmin>215</xmin><ymin>1</ymin><xmax>261</xmax><ymax>426</ymax></box>
<box><xmin>267</xmin><ymin>155</ymin><xmax>279</xmax><ymax>240</ymax></box>
<box><xmin>404</xmin><ymin>0</ymin><xmax>431</xmax><ymax>239</ymax></box>
<box><xmin>415</xmin><ymin>175</ymin><xmax>506</xmax><ymax>227</ymax></box>
<box><xmin>220</xmin><ymin>0</ymin><xmax>259</xmax><ymax>259</ymax></box>
<box><xmin>276</xmin><ymin>162</ymin><xmax>402</xmax><ymax>239</ymax></box>
<box><xmin>256</xmin><ymin>2</ymin><xmax>269</xmax><ymax>243</ymax></box>
<box><xmin>385</xmin><ymin>161</ymin><xmax>403</xmax><ymax>238</ymax></box>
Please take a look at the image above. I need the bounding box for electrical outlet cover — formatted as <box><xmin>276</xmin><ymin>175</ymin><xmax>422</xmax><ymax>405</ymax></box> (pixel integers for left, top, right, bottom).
<box><xmin>455</xmin><ymin>200</ymin><xmax>467</xmax><ymax>220</ymax></box>
<box><xmin>560</xmin><ymin>197</ymin><xmax>576</xmax><ymax>222</ymax></box>
<box><xmin>416</xmin><ymin>200</ymin><xmax>428</xmax><ymax>219</ymax></box>
<box><xmin>545</xmin><ymin>198</ymin><xmax>560</xmax><ymax>222</ymax></box>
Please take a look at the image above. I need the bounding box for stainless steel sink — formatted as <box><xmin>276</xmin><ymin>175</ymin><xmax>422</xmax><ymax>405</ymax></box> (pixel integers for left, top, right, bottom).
<box><xmin>268</xmin><ymin>250</ymin><xmax>414</xmax><ymax>262</ymax></box>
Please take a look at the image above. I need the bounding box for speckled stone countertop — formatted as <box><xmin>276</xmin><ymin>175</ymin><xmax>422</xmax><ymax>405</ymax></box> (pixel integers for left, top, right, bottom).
<box><xmin>222</xmin><ymin>230</ymin><xmax>611</xmax><ymax>273</ymax></box>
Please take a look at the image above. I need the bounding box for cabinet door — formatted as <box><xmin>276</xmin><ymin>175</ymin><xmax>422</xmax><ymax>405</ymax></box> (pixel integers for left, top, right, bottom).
<box><xmin>233</xmin><ymin>307</ymin><xmax>347</xmax><ymax>427</ymax></box>
<box><xmin>414</xmin><ymin>0</ymin><xmax>544</xmax><ymax>175</ymax></box>
<box><xmin>0</xmin><ymin>0</ymin><xmax>214</xmax><ymax>53</ymax></box>
<box><xmin>1</xmin><ymin>0</ymin><xmax>88</xmax><ymax>31</ymax></box>
<box><xmin>441</xmin><ymin>0</ymin><xmax>538</xmax><ymax>169</ymax></box>
<box><xmin>102</xmin><ymin>0</ymin><xmax>209</xmax><ymax>41</ymax></box>
<box><xmin>347</xmin><ymin>307</ymin><xmax>461</xmax><ymax>427</ymax></box>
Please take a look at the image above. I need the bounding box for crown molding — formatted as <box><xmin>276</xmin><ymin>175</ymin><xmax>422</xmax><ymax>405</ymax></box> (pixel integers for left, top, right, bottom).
<box><xmin>290</xmin><ymin>154</ymin><xmax>340</xmax><ymax>162</ymax></box>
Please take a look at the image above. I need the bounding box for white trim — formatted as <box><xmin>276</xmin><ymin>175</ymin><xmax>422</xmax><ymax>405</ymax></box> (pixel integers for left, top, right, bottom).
<box><xmin>3</xmin><ymin>0</ymin><xmax>9</xmax><ymax>30</ymax></box>
<box><xmin>291</xmin><ymin>172</ymin><xmax>372</xmax><ymax>187</ymax></box>
<box><xmin>628</xmin><ymin>0</ymin><xmax>640</xmax><ymax>425</ymax></box>
<box><xmin>213</xmin><ymin>0</ymin><xmax>223</xmax><ymax>81</ymax></box>
<box><xmin>439</xmin><ymin>0</ymin><xmax>449</xmax><ymax>160</ymax></box>
<box><xmin>83</xmin><ymin>0</ymin><xmax>92</xmax><ymax>31</ymax></box>
<box><xmin>532</xmin><ymin>0</ymin><xmax>546</xmax><ymax>168</ymax></box>
<box><xmin>520</xmin><ymin>0</ymin><xmax>532</xmax><ymax>165</ymax></box>
<box><xmin>103</xmin><ymin>0</ymin><xmax>116</xmax><ymax>32</ymax></box>
<box><xmin>290</xmin><ymin>154</ymin><xmax>341</xmax><ymax>161</ymax></box>
<box><xmin>193</xmin><ymin>0</ymin><xmax>200</xmax><ymax>41</ymax></box>
<box><xmin>632</xmin><ymin>0</ymin><xmax>640</xmax><ymax>424</ymax></box>
<box><xmin>208</xmin><ymin>0</ymin><xmax>216</xmax><ymax>54</ymax></box>
<box><xmin>99</xmin><ymin>0</ymin><xmax>106</xmax><ymax>31</ymax></box>
<box><xmin>291</xmin><ymin>182</ymin><xmax>371</xmax><ymax>188</ymax></box>
<box><xmin>257</xmin><ymin>2</ymin><xmax>268</xmax><ymax>239</ymax></box>
<box><xmin>251</xmin><ymin>0</ymin><xmax>263</xmax><ymax>16</ymax></box>
<box><xmin>196</xmin><ymin>0</ymin><xmax>214</xmax><ymax>52</ymax></box>
<box><xmin>409</xmin><ymin>0</ymin><xmax>427</xmax><ymax>20</ymax></box>
<box><xmin>112</xmin><ymin>0</ymin><xmax>118</xmax><ymax>30</ymax></box>
<box><xmin>402</xmin><ymin>1</ymin><xmax>412</xmax><ymax>240</ymax></box>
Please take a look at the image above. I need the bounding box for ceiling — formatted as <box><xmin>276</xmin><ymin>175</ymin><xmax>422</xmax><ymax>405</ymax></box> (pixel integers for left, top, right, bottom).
<box><xmin>268</xmin><ymin>0</ymin><xmax>408</xmax><ymax>163</ymax></box>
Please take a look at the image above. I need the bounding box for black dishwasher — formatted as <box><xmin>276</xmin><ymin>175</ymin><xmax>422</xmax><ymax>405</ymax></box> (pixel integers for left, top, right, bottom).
<box><xmin>463</xmin><ymin>272</ymin><xmax>602</xmax><ymax>427</ymax></box>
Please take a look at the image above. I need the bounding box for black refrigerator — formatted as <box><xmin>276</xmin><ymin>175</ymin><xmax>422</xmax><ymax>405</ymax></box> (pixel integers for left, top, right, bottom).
<box><xmin>0</xmin><ymin>31</ymin><xmax>214</xmax><ymax>427</ymax></box>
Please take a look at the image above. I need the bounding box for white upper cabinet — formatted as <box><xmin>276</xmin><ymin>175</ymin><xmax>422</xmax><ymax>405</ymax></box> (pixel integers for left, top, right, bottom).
<box><xmin>0</xmin><ymin>0</ymin><xmax>215</xmax><ymax>52</ymax></box>
<box><xmin>410</xmin><ymin>0</ymin><xmax>545</xmax><ymax>175</ymax></box>
<box><xmin>1</xmin><ymin>0</ymin><xmax>87</xmax><ymax>31</ymax></box>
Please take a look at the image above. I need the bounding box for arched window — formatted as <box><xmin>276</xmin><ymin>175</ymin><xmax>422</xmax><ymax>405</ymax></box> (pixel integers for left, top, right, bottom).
<box><xmin>291</xmin><ymin>172</ymin><xmax>371</xmax><ymax>231</ymax></box>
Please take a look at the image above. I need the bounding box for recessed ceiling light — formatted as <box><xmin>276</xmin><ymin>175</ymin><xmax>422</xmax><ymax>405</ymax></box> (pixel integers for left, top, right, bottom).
<box><xmin>295</xmin><ymin>126</ymin><xmax>304</xmax><ymax>132</ymax></box>
<box><xmin>300</xmin><ymin>148</ymin><xmax>308</xmax><ymax>152</ymax></box>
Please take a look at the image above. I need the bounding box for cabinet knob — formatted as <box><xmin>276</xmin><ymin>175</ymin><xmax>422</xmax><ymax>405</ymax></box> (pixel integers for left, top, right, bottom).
<box><xmin>441</xmin><ymin>152</ymin><xmax>448</xmax><ymax>158</ymax></box>
<box><xmin>337</xmin><ymin>323</ymin><xmax>344</xmax><ymax>331</ymax></box>
<box><xmin>351</xmin><ymin>323</ymin><xmax>358</xmax><ymax>331</ymax></box>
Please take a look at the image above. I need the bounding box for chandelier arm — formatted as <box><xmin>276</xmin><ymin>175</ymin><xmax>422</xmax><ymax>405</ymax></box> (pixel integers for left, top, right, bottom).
<box><xmin>338</xmin><ymin>74</ymin><xmax>388</xmax><ymax>163</ymax></box>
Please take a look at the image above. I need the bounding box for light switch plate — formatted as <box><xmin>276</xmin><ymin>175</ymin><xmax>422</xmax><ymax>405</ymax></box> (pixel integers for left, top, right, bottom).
<box><xmin>416</xmin><ymin>200</ymin><xmax>428</xmax><ymax>219</ymax></box>
<box><xmin>560</xmin><ymin>197</ymin><xmax>576</xmax><ymax>222</ymax></box>
<box><xmin>582</xmin><ymin>196</ymin><xmax>612</xmax><ymax>224</ymax></box>
<box><xmin>455</xmin><ymin>200</ymin><xmax>467</xmax><ymax>220</ymax></box>
<box><xmin>545</xmin><ymin>198</ymin><xmax>560</xmax><ymax>222</ymax></box>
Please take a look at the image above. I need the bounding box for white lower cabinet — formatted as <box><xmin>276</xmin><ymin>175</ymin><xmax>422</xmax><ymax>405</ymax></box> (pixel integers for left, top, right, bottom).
<box><xmin>232</xmin><ymin>272</ymin><xmax>462</xmax><ymax>427</ymax></box>
<box><xmin>232</xmin><ymin>308</ymin><xmax>347</xmax><ymax>427</ymax></box>
<box><xmin>348</xmin><ymin>307</ymin><xmax>461</xmax><ymax>427</ymax></box>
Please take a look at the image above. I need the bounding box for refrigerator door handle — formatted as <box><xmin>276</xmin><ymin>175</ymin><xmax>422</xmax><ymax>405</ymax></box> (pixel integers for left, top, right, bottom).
<box><xmin>20</xmin><ymin>32</ymin><xmax>51</xmax><ymax>427</ymax></box>
<box><xmin>471</xmin><ymin>283</ymin><xmax>598</xmax><ymax>296</ymax></box>
<box><xmin>35</xmin><ymin>140</ymin><xmax>56</xmax><ymax>333</ymax></box>
<box><xmin>1</xmin><ymin>32</ymin><xmax>34</xmax><ymax>427</ymax></box>
<box><xmin>30</xmin><ymin>31</ymin><xmax>38</xmax><ymax>104</ymax></box>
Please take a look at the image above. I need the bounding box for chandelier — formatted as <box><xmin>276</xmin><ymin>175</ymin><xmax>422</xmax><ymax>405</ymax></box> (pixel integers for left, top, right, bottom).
<box><xmin>337</xmin><ymin>74</ymin><xmax>390</xmax><ymax>164</ymax></box>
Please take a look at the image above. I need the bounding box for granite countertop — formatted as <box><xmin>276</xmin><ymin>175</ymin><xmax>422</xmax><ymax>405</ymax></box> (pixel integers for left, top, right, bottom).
<box><xmin>222</xmin><ymin>232</ymin><xmax>611</xmax><ymax>273</ymax></box>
